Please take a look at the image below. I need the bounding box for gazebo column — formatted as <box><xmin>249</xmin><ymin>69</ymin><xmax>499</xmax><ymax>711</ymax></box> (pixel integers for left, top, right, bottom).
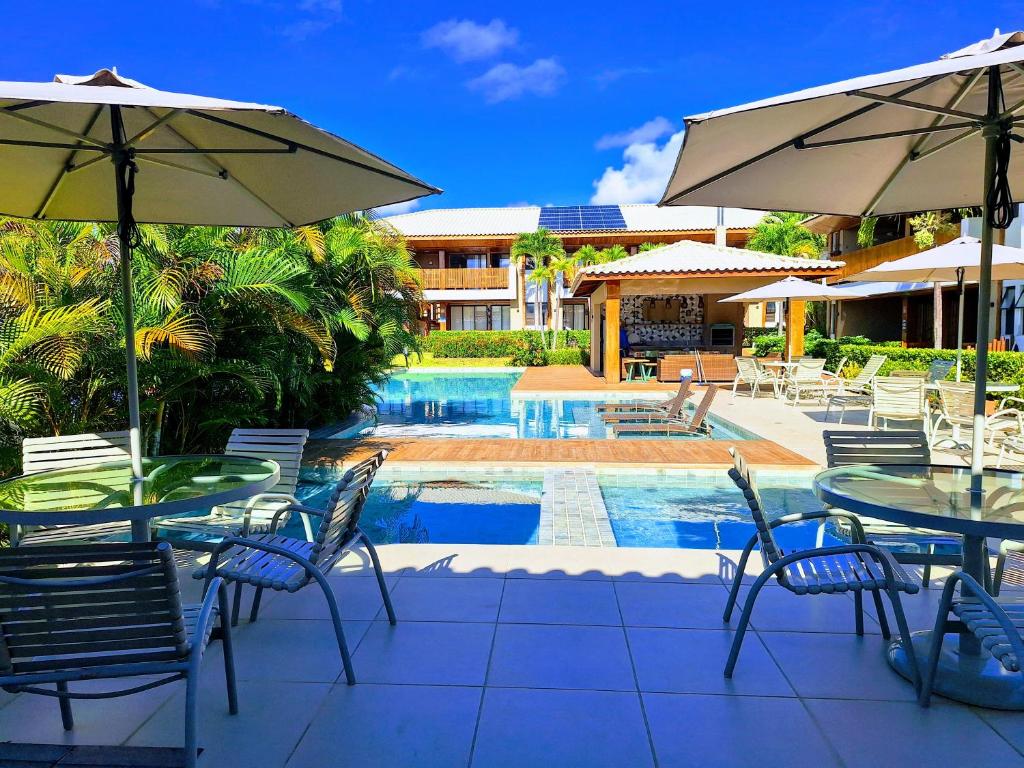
<box><xmin>605</xmin><ymin>281</ymin><xmax>621</xmax><ymax>383</ymax></box>
<box><xmin>786</xmin><ymin>300</ymin><xmax>805</xmax><ymax>358</ymax></box>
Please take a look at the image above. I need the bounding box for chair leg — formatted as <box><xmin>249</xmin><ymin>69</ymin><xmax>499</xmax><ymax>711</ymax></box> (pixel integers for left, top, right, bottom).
<box><xmin>724</xmin><ymin>574</ymin><xmax>770</xmax><ymax>678</ymax></box>
<box><xmin>231</xmin><ymin>582</ymin><xmax>244</xmax><ymax>627</ymax></box>
<box><xmin>993</xmin><ymin>551</ymin><xmax>1006</xmax><ymax>596</ymax></box>
<box><xmin>918</xmin><ymin>582</ymin><xmax>956</xmax><ymax>706</ymax></box>
<box><xmin>887</xmin><ymin>586</ymin><xmax>921</xmax><ymax>695</ymax></box>
<box><xmin>184</xmin><ymin>673</ymin><xmax>199</xmax><ymax>768</ymax></box>
<box><xmin>361</xmin><ymin>532</ymin><xmax>396</xmax><ymax>625</ymax></box>
<box><xmin>312</xmin><ymin>570</ymin><xmax>356</xmax><ymax>685</ymax></box>
<box><xmin>218</xmin><ymin>584</ymin><xmax>240</xmax><ymax>715</ymax></box>
<box><xmin>56</xmin><ymin>682</ymin><xmax>73</xmax><ymax>731</ymax></box>
<box><xmin>249</xmin><ymin>587</ymin><xmax>265</xmax><ymax>623</ymax></box>
<box><xmin>854</xmin><ymin>590</ymin><xmax>865</xmax><ymax>636</ymax></box>
<box><xmin>870</xmin><ymin>588</ymin><xmax>891</xmax><ymax>639</ymax></box>
<box><xmin>723</xmin><ymin>534</ymin><xmax>758</xmax><ymax>622</ymax></box>
<box><xmin>922</xmin><ymin>546</ymin><xmax>934</xmax><ymax>588</ymax></box>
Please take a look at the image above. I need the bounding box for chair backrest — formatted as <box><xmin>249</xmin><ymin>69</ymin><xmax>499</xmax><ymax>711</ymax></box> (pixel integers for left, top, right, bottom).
<box><xmin>22</xmin><ymin>431</ymin><xmax>132</xmax><ymax>475</ymax></box>
<box><xmin>734</xmin><ymin>356</ymin><xmax>760</xmax><ymax>380</ymax></box>
<box><xmin>850</xmin><ymin>354</ymin><xmax>887</xmax><ymax>387</ymax></box>
<box><xmin>727</xmin><ymin>447</ymin><xmax>782</xmax><ymax>569</ymax></box>
<box><xmin>890</xmin><ymin>369</ymin><xmax>927</xmax><ymax>379</ymax></box>
<box><xmin>791</xmin><ymin>359</ymin><xmax>825</xmax><ymax>381</ymax></box>
<box><xmin>688</xmin><ymin>385</ymin><xmax>717</xmax><ymax>431</ymax></box>
<box><xmin>937</xmin><ymin>381</ymin><xmax>975</xmax><ymax>424</ymax></box>
<box><xmin>871</xmin><ymin>376</ymin><xmax>924</xmax><ymax>417</ymax></box>
<box><xmin>339</xmin><ymin>450</ymin><xmax>389</xmax><ymax>490</ymax></box>
<box><xmin>823</xmin><ymin>430</ymin><xmax>930</xmax><ymax>468</ymax></box>
<box><xmin>927</xmin><ymin>359</ymin><xmax>956</xmax><ymax>383</ymax></box>
<box><xmin>224</xmin><ymin>428</ymin><xmax>308</xmax><ymax>495</ymax></box>
<box><xmin>310</xmin><ymin>476</ymin><xmax>376</xmax><ymax>572</ymax></box>
<box><xmin>831</xmin><ymin>356</ymin><xmax>848</xmax><ymax>376</ymax></box>
<box><xmin>0</xmin><ymin>542</ymin><xmax>189</xmax><ymax>682</ymax></box>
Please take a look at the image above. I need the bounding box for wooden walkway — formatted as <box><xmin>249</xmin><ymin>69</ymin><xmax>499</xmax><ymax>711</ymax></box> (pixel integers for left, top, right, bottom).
<box><xmin>306</xmin><ymin>437</ymin><xmax>816</xmax><ymax>470</ymax></box>
<box><xmin>513</xmin><ymin>365</ymin><xmax>676</xmax><ymax>393</ymax></box>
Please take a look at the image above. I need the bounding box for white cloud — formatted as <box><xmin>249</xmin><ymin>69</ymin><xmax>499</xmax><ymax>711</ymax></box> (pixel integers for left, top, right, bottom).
<box><xmin>372</xmin><ymin>199</ymin><xmax>422</xmax><ymax>217</ymax></box>
<box><xmin>595</xmin><ymin>117</ymin><xmax>674</xmax><ymax>151</ymax></box>
<box><xmin>590</xmin><ymin>129</ymin><xmax>685</xmax><ymax>204</ymax></box>
<box><xmin>282</xmin><ymin>0</ymin><xmax>343</xmax><ymax>41</ymax></box>
<box><xmin>467</xmin><ymin>58</ymin><xmax>566</xmax><ymax>104</ymax></box>
<box><xmin>422</xmin><ymin>19</ymin><xmax>518</xmax><ymax>62</ymax></box>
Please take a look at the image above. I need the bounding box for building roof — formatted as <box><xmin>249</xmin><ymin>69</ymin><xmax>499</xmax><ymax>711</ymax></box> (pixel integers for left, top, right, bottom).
<box><xmin>571</xmin><ymin>240</ymin><xmax>845</xmax><ymax>295</ymax></box>
<box><xmin>801</xmin><ymin>213</ymin><xmax>862</xmax><ymax>235</ymax></box>
<box><xmin>382</xmin><ymin>204</ymin><xmax>765</xmax><ymax>238</ymax></box>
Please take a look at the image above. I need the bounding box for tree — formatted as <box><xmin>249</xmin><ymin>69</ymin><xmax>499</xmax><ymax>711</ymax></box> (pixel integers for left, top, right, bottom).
<box><xmin>746</xmin><ymin>212</ymin><xmax>825</xmax><ymax>258</ymax></box>
<box><xmin>511</xmin><ymin>229</ymin><xmax>564</xmax><ymax>331</ymax></box>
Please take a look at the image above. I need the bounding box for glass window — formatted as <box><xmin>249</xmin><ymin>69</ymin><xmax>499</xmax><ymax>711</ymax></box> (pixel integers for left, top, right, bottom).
<box><xmin>526</xmin><ymin>302</ymin><xmax>549</xmax><ymax>328</ymax></box>
<box><xmin>474</xmin><ymin>305</ymin><xmax>487</xmax><ymax>330</ymax></box>
<box><xmin>1004</xmin><ymin>286</ymin><xmax>1017</xmax><ymax>337</ymax></box>
<box><xmin>764</xmin><ymin>301</ymin><xmax>777</xmax><ymax>325</ymax></box>
<box><xmin>562</xmin><ymin>303</ymin><xmax>589</xmax><ymax>330</ymax></box>
<box><xmin>492</xmin><ymin>253</ymin><xmax>510</xmax><ymax>268</ymax></box>
<box><xmin>491</xmin><ymin>305</ymin><xmax>511</xmax><ymax>330</ymax></box>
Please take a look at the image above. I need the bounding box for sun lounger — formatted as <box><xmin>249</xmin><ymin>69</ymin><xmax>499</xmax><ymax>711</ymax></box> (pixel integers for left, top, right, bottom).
<box><xmin>612</xmin><ymin>385</ymin><xmax>716</xmax><ymax>436</ymax></box>
<box><xmin>601</xmin><ymin>380</ymin><xmax>692</xmax><ymax>423</ymax></box>
<box><xmin>595</xmin><ymin>378</ymin><xmax>690</xmax><ymax>414</ymax></box>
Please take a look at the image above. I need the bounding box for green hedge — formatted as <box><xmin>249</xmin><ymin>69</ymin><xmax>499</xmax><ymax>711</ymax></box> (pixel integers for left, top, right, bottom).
<box><xmin>752</xmin><ymin>334</ymin><xmax>785</xmax><ymax>357</ymax></box>
<box><xmin>425</xmin><ymin>330</ymin><xmax>589</xmax><ymax>358</ymax></box>
<box><xmin>546</xmin><ymin>347</ymin><xmax>589</xmax><ymax>365</ymax></box>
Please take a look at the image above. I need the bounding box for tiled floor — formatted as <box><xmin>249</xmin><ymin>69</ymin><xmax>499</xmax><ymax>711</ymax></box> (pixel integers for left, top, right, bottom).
<box><xmin>2</xmin><ymin>543</ymin><xmax>1023</xmax><ymax>768</ymax></box>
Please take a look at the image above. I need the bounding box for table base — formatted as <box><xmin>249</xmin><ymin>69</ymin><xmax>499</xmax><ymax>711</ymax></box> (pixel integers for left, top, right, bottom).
<box><xmin>888</xmin><ymin>631</ymin><xmax>1024</xmax><ymax>710</ymax></box>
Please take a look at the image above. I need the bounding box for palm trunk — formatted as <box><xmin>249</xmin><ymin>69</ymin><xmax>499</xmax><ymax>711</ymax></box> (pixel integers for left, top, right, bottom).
<box><xmin>517</xmin><ymin>262</ymin><xmax>527</xmax><ymax>328</ymax></box>
<box><xmin>150</xmin><ymin>399</ymin><xmax>165</xmax><ymax>455</ymax></box>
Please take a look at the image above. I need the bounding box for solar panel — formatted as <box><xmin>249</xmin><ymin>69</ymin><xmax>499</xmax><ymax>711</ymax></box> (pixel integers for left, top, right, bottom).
<box><xmin>538</xmin><ymin>205</ymin><xmax>626</xmax><ymax>231</ymax></box>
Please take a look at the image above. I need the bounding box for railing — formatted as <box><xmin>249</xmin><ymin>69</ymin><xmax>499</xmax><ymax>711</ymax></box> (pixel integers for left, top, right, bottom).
<box><xmin>417</xmin><ymin>267</ymin><xmax>508</xmax><ymax>290</ymax></box>
<box><xmin>831</xmin><ymin>231</ymin><xmax>958</xmax><ymax>281</ymax></box>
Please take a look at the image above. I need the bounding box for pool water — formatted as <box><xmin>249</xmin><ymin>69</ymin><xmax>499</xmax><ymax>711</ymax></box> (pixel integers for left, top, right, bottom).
<box><xmin>361</xmin><ymin>371</ymin><xmax>756</xmax><ymax>440</ymax></box>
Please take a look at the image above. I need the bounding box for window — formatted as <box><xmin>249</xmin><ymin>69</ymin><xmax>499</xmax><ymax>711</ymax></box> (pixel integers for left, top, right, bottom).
<box><xmin>491</xmin><ymin>304</ymin><xmax>511</xmax><ymax>330</ymax></box>
<box><xmin>764</xmin><ymin>301</ymin><xmax>778</xmax><ymax>326</ymax></box>
<box><xmin>1003</xmin><ymin>286</ymin><xmax>1016</xmax><ymax>337</ymax></box>
<box><xmin>525</xmin><ymin>302</ymin><xmax>549</xmax><ymax>328</ymax></box>
<box><xmin>448</xmin><ymin>304</ymin><xmax>510</xmax><ymax>331</ymax></box>
<box><xmin>563</xmin><ymin>303</ymin><xmax>589</xmax><ymax>330</ymax></box>
<box><xmin>492</xmin><ymin>253</ymin><xmax>510</xmax><ymax>268</ymax></box>
<box><xmin>449</xmin><ymin>253</ymin><xmax>490</xmax><ymax>269</ymax></box>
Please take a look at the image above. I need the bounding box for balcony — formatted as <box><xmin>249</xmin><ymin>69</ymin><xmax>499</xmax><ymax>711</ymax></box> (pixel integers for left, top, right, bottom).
<box><xmin>417</xmin><ymin>267</ymin><xmax>508</xmax><ymax>290</ymax></box>
<box><xmin>831</xmin><ymin>231</ymin><xmax>958</xmax><ymax>281</ymax></box>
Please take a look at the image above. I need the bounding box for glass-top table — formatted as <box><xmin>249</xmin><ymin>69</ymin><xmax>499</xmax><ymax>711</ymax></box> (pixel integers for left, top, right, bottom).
<box><xmin>815</xmin><ymin>463</ymin><xmax>1024</xmax><ymax>709</ymax></box>
<box><xmin>0</xmin><ymin>454</ymin><xmax>279</xmax><ymax>542</ymax></box>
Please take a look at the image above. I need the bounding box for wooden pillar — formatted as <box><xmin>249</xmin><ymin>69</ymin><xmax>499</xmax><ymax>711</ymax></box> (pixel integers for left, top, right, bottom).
<box><xmin>604</xmin><ymin>281</ymin><xmax>621</xmax><ymax>383</ymax></box>
<box><xmin>900</xmin><ymin>296</ymin><xmax>909</xmax><ymax>346</ymax></box>
<box><xmin>933</xmin><ymin>283</ymin><xmax>943</xmax><ymax>348</ymax></box>
<box><xmin>786</xmin><ymin>300</ymin><xmax>805</xmax><ymax>359</ymax></box>
<box><xmin>440</xmin><ymin>302</ymin><xmax>449</xmax><ymax>331</ymax></box>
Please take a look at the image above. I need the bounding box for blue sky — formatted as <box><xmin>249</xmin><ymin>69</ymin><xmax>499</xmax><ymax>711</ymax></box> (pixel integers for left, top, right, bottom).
<box><xmin>5</xmin><ymin>1</ymin><xmax>1024</xmax><ymax>214</ymax></box>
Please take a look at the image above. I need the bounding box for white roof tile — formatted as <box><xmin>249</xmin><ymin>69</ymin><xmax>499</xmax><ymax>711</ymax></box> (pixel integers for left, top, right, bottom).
<box><xmin>383</xmin><ymin>204</ymin><xmax>765</xmax><ymax>237</ymax></box>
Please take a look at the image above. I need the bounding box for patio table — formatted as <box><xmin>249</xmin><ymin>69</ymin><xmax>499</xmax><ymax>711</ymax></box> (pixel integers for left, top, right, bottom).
<box><xmin>0</xmin><ymin>454</ymin><xmax>279</xmax><ymax>543</ymax></box>
<box><xmin>814</xmin><ymin>463</ymin><xmax>1024</xmax><ymax>709</ymax></box>
<box><xmin>624</xmin><ymin>358</ymin><xmax>653</xmax><ymax>382</ymax></box>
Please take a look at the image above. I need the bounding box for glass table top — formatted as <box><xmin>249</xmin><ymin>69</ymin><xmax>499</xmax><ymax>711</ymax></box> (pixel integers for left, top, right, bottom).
<box><xmin>0</xmin><ymin>454</ymin><xmax>279</xmax><ymax>524</ymax></box>
<box><xmin>814</xmin><ymin>464</ymin><xmax>1024</xmax><ymax>539</ymax></box>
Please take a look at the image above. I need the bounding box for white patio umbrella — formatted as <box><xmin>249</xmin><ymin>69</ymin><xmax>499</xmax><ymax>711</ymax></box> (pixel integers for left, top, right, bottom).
<box><xmin>719</xmin><ymin>276</ymin><xmax>858</xmax><ymax>360</ymax></box>
<box><xmin>847</xmin><ymin>236</ymin><xmax>1024</xmax><ymax>380</ymax></box>
<box><xmin>0</xmin><ymin>68</ymin><xmax>440</xmax><ymax>478</ymax></box>
<box><xmin>660</xmin><ymin>28</ymin><xmax>1024</xmax><ymax>477</ymax></box>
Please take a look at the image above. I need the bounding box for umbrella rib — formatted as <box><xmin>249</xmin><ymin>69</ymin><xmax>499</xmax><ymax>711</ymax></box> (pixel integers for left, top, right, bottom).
<box><xmin>0</xmin><ymin>107</ymin><xmax>109</xmax><ymax>149</ymax></box>
<box><xmin>134</xmin><ymin>154</ymin><xmax>228</xmax><ymax>180</ymax></box>
<box><xmin>124</xmin><ymin>109</ymin><xmax>185</xmax><ymax>147</ymax></box>
<box><xmin>845</xmin><ymin>90</ymin><xmax>986</xmax><ymax>122</ymax></box>
<box><xmin>660</xmin><ymin>73</ymin><xmax>946</xmax><ymax>205</ymax></box>
<box><xmin>797</xmin><ymin>121</ymin><xmax>977</xmax><ymax>149</ymax></box>
<box><xmin>912</xmin><ymin>95</ymin><xmax>1024</xmax><ymax>164</ymax></box>
<box><xmin>33</xmin><ymin>103</ymin><xmax>106</xmax><ymax>219</ymax></box>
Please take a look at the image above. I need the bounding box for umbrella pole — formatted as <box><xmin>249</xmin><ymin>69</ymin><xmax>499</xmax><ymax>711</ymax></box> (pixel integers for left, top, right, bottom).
<box><xmin>110</xmin><ymin>106</ymin><xmax>144</xmax><ymax>483</ymax></box>
<box><xmin>955</xmin><ymin>268</ymin><xmax>965</xmax><ymax>382</ymax></box>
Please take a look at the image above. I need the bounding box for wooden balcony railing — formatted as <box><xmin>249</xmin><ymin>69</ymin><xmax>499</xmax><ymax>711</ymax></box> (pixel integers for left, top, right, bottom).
<box><xmin>417</xmin><ymin>267</ymin><xmax>509</xmax><ymax>290</ymax></box>
<box><xmin>831</xmin><ymin>231</ymin><xmax>958</xmax><ymax>281</ymax></box>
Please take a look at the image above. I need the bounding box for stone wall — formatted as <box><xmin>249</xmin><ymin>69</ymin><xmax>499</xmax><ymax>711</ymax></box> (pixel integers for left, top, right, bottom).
<box><xmin>622</xmin><ymin>294</ymin><xmax>704</xmax><ymax>347</ymax></box>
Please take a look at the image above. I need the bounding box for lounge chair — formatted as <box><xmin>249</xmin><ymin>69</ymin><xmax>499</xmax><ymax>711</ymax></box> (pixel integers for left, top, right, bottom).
<box><xmin>154</xmin><ymin>428</ymin><xmax>310</xmax><ymax>550</ymax></box>
<box><xmin>11</xmin><ymin>431</ymin><xmax>135</xmax><ymax>546</ymax></box>
<box><xmin>595</xmin><ymin>378</ymin><xmax>690</xmax><ymax>413</ymax></box>
<box><xmin>869</xmin><ymin>376</ymin><xmax>928</xmax><ymax>434</ymax></box>
<box><xmin>722</xmin><ymin>447</ymin><xmax>920</xmax><ymax>682</ymax></box>
<box><xmin>196</xmin><ymin>451</ymin><xmax>394</xmax><ymax>686</ymax></box>
<box><xmin>730</xmin><ymin>356</ymin><xmax>778</xmax><ymax>399</ymax></box>
<box><xmin>824</xmin><ymin>353</ymin><xmax>887</xmax><ymax>422</ymax></box>
<box><xmin>930</xmin><ymin>382</ymin><xmax>1024</xmax><ymax>450</ymax></box>
<box><xmin>822</xmin><ymin>430</ymin><xmax>962</xmax><ymax>587</ymax></box>
<box><xmin>781</xmin><ymin>358</ymin><xmax>827</xmax><ymax>405</ymax></box>
<box><xmin>601</xmin><ymin>379</ymin><xmax>692</xmax><ymax>423</ymax></box>
<box><xmin>0</xmin><ymin>542</ymin><xmax>237</xmax><ymax>768</ymax></box>
<box><xmin>820</xmin><ymin>355</ymin><xmax>849</xmax><ymax>396</ymax></box>
<box><xmin>612</xmin><ymin>385</ymin><xmax>717</xmax><ymax>436</ymax></box>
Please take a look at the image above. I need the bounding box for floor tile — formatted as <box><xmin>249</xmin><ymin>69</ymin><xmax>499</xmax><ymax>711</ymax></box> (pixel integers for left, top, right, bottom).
<box><xmin>615</xmin><ymin>581</ymin><xmax>729</xmax><ymax>629</ymax></box>
<box><xmin>488</xmin><ymin>624</ymin><xmax>635</xmax><ymax>690</ymax></box>
<box><xmin>759</xmin><ymin>631</ymin><xmax>916</xmax><ymax>701</ymax></box>
<box><xmin>736</xmin><ymin>585</ymin><xmax>882</xmax><ymax>634</ymax></box>
<box><xmin>806</xmin><ymin>698</ymin><xmax>1024</xmax><ymax>766</ymax></box>
<box><xmin>226</xmin><ymin>618</ymin><xmax>371</xmax><ymax>682</ymax></box>
<box><xmin>627</xmin><ymin>627</ymin><xmax>794</xmax><ymax>697</ymax></box>
<box><xmin>644</xmin><ymin>693</ymin><xmax>841</xmax><ymax>768</ymax></box>
<box><xmin>287</xmin><ymin>684</ymin><xmax>482</xmax><ymax>768</ymax></box>
<box><xmin>975</xmin><ymin>706</ymin><xmax>1024</xmax><ymax>754</ymax></box>
<box><xmin>352</xmin><ymin>620</ymin><xmax>494</xmax><ymax>685</ymax></box>
<box><xmin>390</xmin><ymin>576</ymin><xmax>503</xmax><ymax>622</ymax></box>
<box><xmin>257</xmin><ymin>575</ymin><xmax>397</xmax><ymax>621</ymax></box>
<box><xmin>472</xmin><ymin>688</ymin><xmax>654</xmax><ymax>768</ymax></box>
<box><xmin>504</xmin><ymin>545</ymin><xmax>614</xmax><ymax>580</ymax></box>
<box><xmin>499</xmin><ymin>578</ymin><xmax>621</xmax><ymax>625</ymax></box>
<box><xmin>128</xmin><ymin>680</ymin><xmax>329</xmax><ymax>768</ymax></box>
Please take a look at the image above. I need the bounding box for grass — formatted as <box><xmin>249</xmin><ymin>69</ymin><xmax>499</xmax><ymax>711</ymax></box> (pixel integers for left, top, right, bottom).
<box><xmin>391</xmin><ymin>352</ymin><xmax>513</xmax><ymax>368</ymax></box>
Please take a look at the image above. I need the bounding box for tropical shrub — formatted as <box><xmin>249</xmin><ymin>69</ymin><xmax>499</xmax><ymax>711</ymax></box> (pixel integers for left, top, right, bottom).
<box><xmin>752</xmin><ymin>334</ymin><xmax>785</xmax><ymax>357</ymax></box>
<box><xmin>426</xmin><ymin>330</ymin><xmax>589</xmax><ymax>358</ymax></box>
<box><xmin>509</xmin><ymin>333</ymin><xmax>547</xmax><ymax>366</ymax></box>
<box><xmin>742</xmin><ymin>327</ymin><xmax>768</xmax><ymax>346</ymax></box>
<box><xmin>546</xmin><ymin>347</ymin><xmax>589</xmax><ymax>365</ymax></box>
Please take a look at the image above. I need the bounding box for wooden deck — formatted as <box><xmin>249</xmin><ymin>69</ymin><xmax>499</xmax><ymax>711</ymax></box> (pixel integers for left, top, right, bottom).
<box><xmin>306</xmin><ymin>437</ymin><xmax>817</xmax><ymax>470</ymax></box>
<box><xmin>513</xmin><ymin>365</ymin><xmax>676</xmax><ymax>393</ymax></box>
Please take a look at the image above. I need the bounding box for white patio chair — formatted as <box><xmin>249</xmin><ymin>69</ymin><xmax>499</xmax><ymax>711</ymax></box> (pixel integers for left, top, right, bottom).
<box><xmin>869</xmin><ymin>376</ymin><xmax>928</xmax><ymax>434</ymax></box>
<box><xmin>824</xmin><ymin>354</ymin><xmax>887</xmax><ymax>423</ymax></box>
<box><xmin>782</xmin><ymin>358</ymin><xmax>826</xmax><ymax>406</ymax></box>
<box><xmin>820</xmin><ymin>355</ymin><xmax>848</xmax><ymax>396</ymax></box>
<box><xmin>731</xmin><ymin>356</ymin><xmax>777</xmax><ymax>400</ymax></box>
<box><xmin>930</xmin><ymin>383</ymin><xmax>1022</xmax><ymax>450</ymax></box>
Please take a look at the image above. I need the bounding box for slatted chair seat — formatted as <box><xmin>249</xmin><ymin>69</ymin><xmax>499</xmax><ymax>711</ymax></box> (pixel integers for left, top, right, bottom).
<box><xmin>951</xmin><ymin>598</ymin><xmax>1024</xmax><ymax>672</ymax></box>
<box><xmin>210</xmin><ymin>534</ymin><xmax>319</xmax><ymax>592</ymax></box>
<box><xmin>155</xmin><ymin>428</ymin><xmax>309</xmax><ymax>549</ymax></box>
<box><xmin>0</xmin><ymin>542</ymin><xmax>237</xmax><ymax>768</ymax></box>
<box><xmin>783</xmin><ymin>551</ymin><xmax>917</xmax><ymax>595</ymax></box>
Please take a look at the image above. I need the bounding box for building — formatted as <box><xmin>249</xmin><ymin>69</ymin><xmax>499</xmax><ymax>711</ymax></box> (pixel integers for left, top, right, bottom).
<box><xmin>381</xmin><ymin>204</ymin><xmax>764</xmax><ymax>333</ymax></box>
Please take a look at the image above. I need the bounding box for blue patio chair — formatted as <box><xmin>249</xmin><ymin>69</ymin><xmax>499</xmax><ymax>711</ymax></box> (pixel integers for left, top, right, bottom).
<box><xmin>195</xmin><ymin>451</ymin><xmax>393</xmax><ymax>686</ymax></box>
<box><xmin>920</xmin><ymin>569</ymin><xmax>1024</xmax><ymax>706</ymax></box>
<box><xmin>0</xmin><ymin>542</ymin><xmax>236</xmax><ymax>768</ymax></box>
<box><xmin>722</xmin><ymin>447</ymin><xmax>920</xmax><ymax>684</ymax></box>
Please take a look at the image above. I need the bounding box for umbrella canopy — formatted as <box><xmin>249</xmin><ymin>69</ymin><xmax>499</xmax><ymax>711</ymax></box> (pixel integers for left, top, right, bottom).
<box><xmin>660</xmin><ymin>29</ymin><xmax>1024</xmax><ymax>478</ymax></box>
<box><xmin>0</xmin><ymin>69</ymin><xmax>440</xmax><ymax>488</ymax></box>
<box><xmin>718</xmin><ymin>275</ymin><xmax>858</xmax><ymax>303</ymax></box>
<box><xmin>846</xmin><ymin>236</ymin><xmax>1024</xmax><ymax>282</ymax></box>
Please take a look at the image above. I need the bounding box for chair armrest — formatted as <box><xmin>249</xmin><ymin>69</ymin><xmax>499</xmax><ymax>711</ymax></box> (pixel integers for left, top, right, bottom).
<box><xmin>943</xmin><ymin>571</ymin><xmax>1024</xmax><ymax>663</ymax></box>
<box><xmin>206</xmin><ymin>535</ymin><xmax>319</xmax><ymax>581</ymax></box>
<box><xmin>769</xmin><ymin>543</ymin><xmax>906</xmax><ymax>586</ymax></box>
<box><xmin>768</xmin><ymin>510</ymin><xmax>867</xmax><ymax>543</ymax></box>
<box><xmin>191</xmin><ymin>576</ymin><xmax>227</xmax><ymax>653</ymax></box>
<box><xmin>267</xmin><ymin>501</ymin><xmax>326</xmax><ymax>534</ymax></box>
<box><xmin>998</xmin><ymin>396</ymin><xmax>1024</xmax><ymax>410</ymax></box>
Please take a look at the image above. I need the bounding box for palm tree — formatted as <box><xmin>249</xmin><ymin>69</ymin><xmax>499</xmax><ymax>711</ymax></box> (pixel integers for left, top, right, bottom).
<box><xmin>746</xmin><ymin>212</ymin><xmax>825</xmax><ymax>257</ymax></box>
<box><xmin>511</xmin><ymin>229</ymin><xmax>564</xmax><ymax>331</ymax></box>
<box><xmin>638</xmin><ymin>242</ymin><xmax>666</xmax><ymax>252</ymax></box>
<box><xmin>546</xmin><ymin>253</ymin><xmax>578</xmax><ymax>350</ymax></box>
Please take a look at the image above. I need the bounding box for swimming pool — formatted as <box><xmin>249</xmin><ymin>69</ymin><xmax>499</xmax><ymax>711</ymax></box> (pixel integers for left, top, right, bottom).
<box><xmin>352</xmin><ymin>371</ymin><xmax>757</xmax><ymax>440</ymax></box>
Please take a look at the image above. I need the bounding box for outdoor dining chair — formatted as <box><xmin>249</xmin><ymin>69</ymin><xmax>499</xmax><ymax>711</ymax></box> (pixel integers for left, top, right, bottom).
<box><xmin>11</xmin><ymin>431</ymin><xmax>134</xmax><ymax>546</ymax></box>
<box><xmin>722</xmin><ymin>447</ymin><xmax>919</xmax><ymax>683</ymax></box>
<box><xmin>600</xmin><ymin>379</ymin><xmax>691</xmax><ymax>423</ymax></box>
<box><xmin>195</xmin><ymin>451</ymin><xmax>393</xmax><ymax>686</ymax></box>
<box><xmin>730</xmin><ymin>356</ymin><xmax>778</xmax><ymax>400</ymax></box>
<box><xmin>822</xmin><ymin>430</ymin><xmax>962</xmax><ymax>587</ymax></box>
<box><xmin>782</xmin><ymin>358</ymin><xmax>827</xmax><ymax>406</ymax></box>
<box><xmin>0</xmin><ymin>542</ymin><xmax>237</xmax><ymax>768</ymax></box>
<box><xmin>824</xmin><ymin>354</ymin><xmax>887</xmax><ymax>423</ymax></box>
<box><xmin>869</xmin><ymin>376</ymin><xmax>928</xmax><ymax>434</ymax></box>
<box><xmin>154</xmin><ymin>428</ymin><xmax>310</xmax><ymax>550</ymax></box>
<box><xmin>611</xmin><ymin>385</ymin><xmax>717</xmax><ymax>436</ymax></box>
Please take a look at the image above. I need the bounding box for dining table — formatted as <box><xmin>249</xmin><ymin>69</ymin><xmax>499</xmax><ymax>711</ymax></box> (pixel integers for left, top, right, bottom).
<box><xmin>814</xmin><ymin>463</ymin><xmax>1024</xmax><ymax>709</ymax></box>
<box><xmin>0</xmin><ymin>454</ymin><xmax>280</xmax><ymax>543</ymax></box>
